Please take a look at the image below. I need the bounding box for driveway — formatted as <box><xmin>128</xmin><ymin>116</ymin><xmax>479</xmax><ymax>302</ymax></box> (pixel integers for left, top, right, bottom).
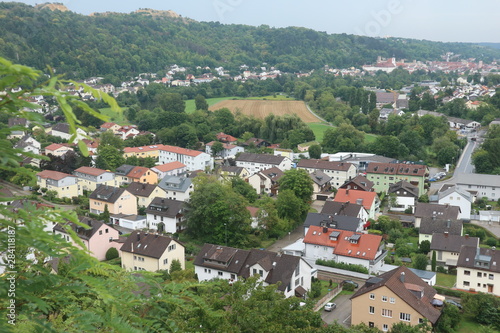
<box><xmin>321</xmin><ymin>294</ymin><xmax>352</xmax><ymax>327</ymax></box>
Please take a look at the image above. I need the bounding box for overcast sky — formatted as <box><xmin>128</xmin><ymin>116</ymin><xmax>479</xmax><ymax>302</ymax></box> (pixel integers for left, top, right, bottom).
<box><xmin>13</xmin><ymin>0</ymin><xmax>500</xmax><ymax>43</ymax></box>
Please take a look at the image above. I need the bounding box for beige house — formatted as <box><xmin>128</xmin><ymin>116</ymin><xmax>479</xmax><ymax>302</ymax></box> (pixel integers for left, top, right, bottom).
<box><xmin>218</xmin><ymin>166</ymin><xmax>250</xmax><ymax>182</ymax></box>
<box><xmin>430</xmin><ymin>233</ymin><xmax>479</xmax><ymax>269</ymax></box>
<box><xmin>127</xmin><ymin>182</ymin><xmax>166</xmax><ymax>208</ymax></box>
<box><xmin>36</xmin><ymin>170</ymin><xmax>80</xmax><ymax>199</ymax></box>
<box><xmin>120</xmin><ymin>230</ymin><xmax>185</xmax><ymax>272</ymax></box>
<box><xmin>297</xmin><ymin>159</ymin><xmax>357</xmax><ymax>188</ymax></box>
<box><xmin>73</xmin><ymin>166</ymin><xmax>115</xmax><ymax>192</ymax></box>
<box><xmin>89</xmin><ymin>185</ymin><xmax>137</xmax><ymax>215</ymax></box>
<box><xmin>44</xmin><ymin>143</ymin><xmax>74</xmax><ymax>157</ymax></box>
<box><xmin>457</xmin><ymin>246</ymin><xmax>500</xmax><ymax>296</ymax></box>
<box><xmin>351</xmin><ymin>266</ymin><xmax>441</xmax><ymax>332</ymax></box>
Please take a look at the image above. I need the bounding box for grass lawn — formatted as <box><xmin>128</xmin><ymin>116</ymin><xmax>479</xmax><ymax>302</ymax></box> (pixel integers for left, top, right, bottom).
<box><xmin>98</xmin><ymin>107</ymin><xmax>129</xmax><ymax>125</ymax></box>
<box><xmin>456</xmin><ymin>316</ymin><xmax>481</xmax><ymax>333</ymax></box>
<box><xmin>364</xmin><ymin>133</ymin><xmax>378</xmax><ymax>143</ymax></box>
<box><xmin>436</xmin><ymin>272</ymin><xmax>456</xmax><ymax>288</ymax></box>
<box><xmin>307</xmin><ymin>122</ymin><xmax>333</xmax><ymax>142</ymax></box>
<box><xmin>185</xmin><ymin>96</ymin><xmax>238</xmax><ymax>114</ymax></box>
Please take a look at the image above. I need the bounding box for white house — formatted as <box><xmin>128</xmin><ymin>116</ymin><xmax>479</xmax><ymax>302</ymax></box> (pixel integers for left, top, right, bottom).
<box><xmin>110</xmin><ymin>213</ymin><xmax>147</xmax><ymax>230</ymax></box>
<box><xmin>14</xmin><ymin>135</ymin><xmax>41</xmax><ymax>155</ymax></box>
<box><xmin>303</xmin><ymin>225</ymin><xmax>387</xmax><ymax>274</ymax></box>
<box><xmin>159</xmin><ymin>145</ymin><xmax>213</xmax><ymax>172</ymax></box>
<box><xmin>235</xmin><ymin>153</ymin><xmax>292</xmax><ymax>175</ymax></box>
<box><xmin>437</xmin><ymin>185</ymin><xmax>474</xmax><ymax>220</ymax></box>
<box><xmin>247</xmin><ymin>167</ymin><xmax>284</xmax><ymax>196</ymax></box>
<box><xmin>205</xmin><ymin>141</ymin><xmax>244</xmax><ymax>159</ymax></box>
<box><xmin>457</xmin><ymin>246</ymin><xmax>500</xmax><ymax>296</ymax></box>
<box><xmin>296</xmin><ymin>159</ymin><xmax>357</xmax><ymax>188</ymax></box>
<box><xmin>145</xmin><ymin>197</ymin><xmax>185</xmax><ymax>233</ymax></box>
<box><xmin>151</xmin><ymin>161</ymin><xmax>187</xmax><ymax>181</ymax></box>
<box><xmin>157</xmin><ymin>175</ymin><xmax>193</xmax><ymax>202</ymax></box>
<box><xmin>50</xmin><ymin>123</ymin><xmax>87</xmax><ymax>141</ymax></box>
<box><xmin>194</xmin><ymin>243</ymin><xmax>314</xmax><ymax>299</ymax></box>
<box><xmin>387</xmin><ymin>180</ymin><xmax>419</xmax><ymax>213</ymax></box>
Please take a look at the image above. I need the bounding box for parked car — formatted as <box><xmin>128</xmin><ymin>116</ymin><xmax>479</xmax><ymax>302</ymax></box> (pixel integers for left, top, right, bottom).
<box><xmin>343</xmin><ymin>280</ymin><xmax>359</xmax><ymax>288</ymax></box>
<box><xmin>324</xmin><ymin>302</ymin><xmax>336</xmax><ymax>312</ymax></box>
<box><xmin>445</xmin><ymin>299</ymin><xmax>463</xmax><ymax>310</ymax></box>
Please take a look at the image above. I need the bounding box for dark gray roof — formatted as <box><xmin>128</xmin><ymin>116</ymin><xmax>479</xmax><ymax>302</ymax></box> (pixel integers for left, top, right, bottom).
<box><xmin>303</xmin><ymin>213</ymin><xmax>360</xmax><ymax>232</ymax></box>
<box><xmin>89</xmin><ymin>185</ymin><xmax>127</xmax><ymax>203</ymax></box>
<box><xmin>158</xmin><ymin>175</ymin><xmax>192</xmax><ymax>193</ymax></box>
<box><xmin>51</xmin><ymin>122</ymin><xmax>70</xmax><ymax>134</ymax></box>
<box><xmin>260</xmin><ymin>167</ymin><xmax>284</xmax><ymax>182</ymax></box>
<box><xmin>194</xmin><ymin>243</ymin><xmax>307</xmax><ymax>292</ymax></box>
<box><xmin>457</xmin><ymin>246</ymin><xmax>500</xmax><ymax>273</ymax></box>
<box><xmin>8</xmin><ymin>117</ymin><xmax>28</xmax><ymax>127</ymax></box>
<box><xmin>419</xmin><ymin>218</ymin><xmax>463</xmax><ymax>236</ymax></box>
<box><xmin>115</xmin><ymin>164</ymin><xmax>135</xmax><ymax>176</ymax></box>
<box><xmin>236</xmin><ymin>153</ymin><xmax>285</xmax><ymax>165</ymax></box>
<box><xmin>127</xmin><ymin>182</ymin><xmax>158</xmax><ymax>198</ymax></box>
<box><xmin>430</xmin><ymin>234</ymin><xmax>479</xmax><ymax>253</ymax></box>
<box><xmin>220</xmin><ymin>166</ymin><xmax>245</xmax><ymax>175</ymax></box>
<box><xmin>414</xmin><ymin>203</ymin><xmax>460</xmax><ymax>220</ymax></box>
<box><xmin>321</xmin><ymin>201</ymin><xmax>364</xmax><ymax>217</ymax></box>
<box><xmin>339</xmin><ymin>175</ymin><xmax>374</xmax><ymax>191</ymax></box>
<box><xmin>351</xmin><ymin>266</ymin><xmax>441</xmax><ymax>324</ymax></box>
<box><xmin>53</xmin><ymin>216</ymin><xmax>112</xmax><ymax>241</ymax></box>
<box><xmin>120</xmin><ymin>230</ymin><xmax>178</xmax><ymax>259</ymax></box>
<box><xmin>297</xmin><ymin>159</ymin><xmax>353</xmax><ymax>171</ymax></box>
<box><xmin>146</xmin><ymin>197</ymin><xmax>184</xmax><ymax>218</ymax></box>
<box><xmin>309</xmin><ymin>170</ymin><xmax>332</xmax><ymax>186</ymax></box>
<box><xmin>408</xmin><ymin>268</ymin><xmax>436</xmax><ymax>281</ymax></box>
<box><xmin>388</xmin><ymin>180</ymin><xmax>419</xmax><ymax>197</ymax></box>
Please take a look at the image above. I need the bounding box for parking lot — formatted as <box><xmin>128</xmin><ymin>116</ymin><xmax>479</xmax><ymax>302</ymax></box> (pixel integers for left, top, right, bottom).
<box><xmin>320</xmin><ymin>294</ymin><xmax>352</xmax><ymax>327</ymax></box>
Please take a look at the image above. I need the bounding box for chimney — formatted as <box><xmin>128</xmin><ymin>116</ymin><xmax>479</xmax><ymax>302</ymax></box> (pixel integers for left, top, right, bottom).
<box><xmin>346</xmin><ymin>189</ymin><xmax>349</xmax><ymax>195</ymax></box>
<box><xmin>444</xmin><ymin>231</ymin><xmax>449</xmax><ymax>237</ymax></box>
<box><xmin>323</xmin><ymin>227</ymin><xmax>328</xmax><ymax>234</ymax></box>
<box><xmin>142</xmin><ymin>183</ymin><xmax>146</xmax><ymax>189</ymax></box>
<box><xmin>137</xmin><ymin>233</ymin><xmax>140</xmax><ymax>241</ymax></box>
<box><xmin>400</xmin><ymin>272</ymin><xmax>405</xmax><ymax>283</ymax></box>
<box><xmin>465</xmin><ymin>234</ymin><xmax>469</xmax><ymax>239</ymax></box>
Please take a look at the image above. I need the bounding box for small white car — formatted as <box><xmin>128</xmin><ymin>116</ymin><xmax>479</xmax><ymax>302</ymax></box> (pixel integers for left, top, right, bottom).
<box><xmin>324</xmin><ymin>302</ymin><xmax>336</xmax><ymax>312</ymax></box>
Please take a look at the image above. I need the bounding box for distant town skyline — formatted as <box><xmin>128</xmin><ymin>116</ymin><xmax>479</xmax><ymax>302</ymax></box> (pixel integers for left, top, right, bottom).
<box><xmin>10</xmin><ymin>1</ymin><xmax>500</xmax><ymax>43</ymax></box>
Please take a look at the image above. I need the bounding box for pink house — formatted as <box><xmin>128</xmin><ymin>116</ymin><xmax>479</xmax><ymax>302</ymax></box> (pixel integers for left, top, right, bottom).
<box><xmin>53</xmin><ymin>216</ymin><xmax>121</xmax><ymax>261</ymax></box>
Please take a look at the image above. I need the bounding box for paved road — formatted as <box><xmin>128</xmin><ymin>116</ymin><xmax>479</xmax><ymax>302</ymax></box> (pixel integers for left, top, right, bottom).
<box><xmin>321</xmin><ymin>294</ymin><xmax>352</xmax><ymax>327</ymax></box>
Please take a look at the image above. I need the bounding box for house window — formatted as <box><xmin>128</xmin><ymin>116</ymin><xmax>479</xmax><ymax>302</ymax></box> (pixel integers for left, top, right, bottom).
<box><xmin>230</xmin><ymin>274</ymin><xmax>236</xmax><ymax>280</ymax></box>
<box><xmin>400</xmin><ymin>313</ymin><xmax>411</xmax><ymax>322</ymax></box>
<box><xmin>134</xmin><ymin>255</ymin><xmax>137</xmax><ymax>260</ymax></box>
<box><xmin>295</xmin><ymin>278</ymin><xmax>300</xmax><ymax>286</ymax></box>
<box><xmin>369</xmin><ymin>322</ymin><xmax>374</xmax><ymax>328</ymax></box>
<box><xmin>369</xmin><ymin>293</ymin><xmax>375</xmax><ymax>300</ymax></box>
<box><xmin>218</xmin><ymin>271</ymin><xmax>223</xmax><ymax>276</ymax></box>
<box><xmin>382</xmin><ymin>296</ymin><xmax>388</xmax><ymax>302</ymax></box>
<box><xmin>168</xmin><ymin>244</ymin><xmax>176</xmax><ymax>251</ymax></box>
<box><xmin>477</xmin><ymin>272</ymin><xmax>482</xmax><ymax>277</ymax></box>
<box><xmin>295</xmin><ymin>265</ymin><xmax>300</xmax><ymax>276</ymax></box>
<box><xmin>259</xmin><ymin>270</ymin><xmax>263</xmax><ymax>276</ymax></box>
<box><xmin>369</xmin><ymin>306</ymin><xmax>374</xmax><ymax>314</ymax></box>
<box><xmin>105</xmin><ymin>229</ymin><xmax>108</xmax><ymax>233</ymax></box>
<box><xmin>253</xmin><ymin>268</ymin><xmax>257</xmax><ymax>275</ymax></box>
<box><xmin>390</xmin><ymin>297</ymin><xmax>395</xmax><ymax>304</ymax></box>
<box><xmin>489</xmin><ymin>274</ymin><xmax>494</xmax><ymax>280</ymax></box>
<box><xmin>464</xmin><ymin>281</ymin><xmax>470</xmax><ymax>287</ymax></box>
<box><xmin>163</xmin><ymin>259</ymin><xmax>168</xmax><ymax>265</ymax></box>
<box><xmin>99</xmin><ymin>230</ymin><xmax>103</xmax><ymax>235</ymax></box>
<box><xmin>383</xmin><ymin>324</ymin><xmax>389</xmax><ymax>332</ymax></box>
<box><xmin>382</xmin><ymin>309</ymin><xmax>392</xmax><ymax>318</ymax></box>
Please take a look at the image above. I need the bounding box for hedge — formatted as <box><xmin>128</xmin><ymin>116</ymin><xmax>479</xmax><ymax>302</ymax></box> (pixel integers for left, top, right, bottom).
<box><xmin>316</xmin><ymin>259</ymin><xmax>369</xmax><ymax>274</ymax></box>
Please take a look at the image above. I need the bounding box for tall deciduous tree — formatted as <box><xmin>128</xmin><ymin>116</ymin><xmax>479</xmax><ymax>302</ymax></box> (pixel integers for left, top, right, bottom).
<box><xmin>195</xmin><ymin>94</ymin><xmax>209</xmax><ymax>110</ymax></box>
<box><xmin>278</xmin><ymin>168</ymin><xmax>314</xmax><ymax>204</ymax></box>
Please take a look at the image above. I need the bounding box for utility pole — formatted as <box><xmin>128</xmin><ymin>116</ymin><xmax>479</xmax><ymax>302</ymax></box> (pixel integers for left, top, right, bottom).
<box><xmin>224</xmin><ymin>223</ymin><xmax>228</xmax><ymax>246</ymax></box>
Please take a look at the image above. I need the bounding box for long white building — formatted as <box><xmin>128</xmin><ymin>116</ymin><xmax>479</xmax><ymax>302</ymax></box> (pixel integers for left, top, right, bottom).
<box><xmin>158</xmin><ymin>145</ymin><xmax>213</xmax><ymax>172</ymax></box>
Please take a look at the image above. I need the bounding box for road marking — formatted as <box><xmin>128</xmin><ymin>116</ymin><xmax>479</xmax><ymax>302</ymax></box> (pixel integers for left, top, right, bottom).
<box><xmin>343</xmin><ymin>315</ymin><xmax>351</xmax><ymax>324</ymax></box>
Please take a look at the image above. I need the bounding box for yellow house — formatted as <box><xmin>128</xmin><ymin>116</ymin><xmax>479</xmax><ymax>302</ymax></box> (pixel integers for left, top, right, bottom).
<box><xmin>36</xmin><ymin>170</ymin><xmax>80</xmax><ymax>199</ymax></box>
<box><xmin>73</xmin><ymin>166</ymin><xmax>115</xmax><ymax>192</ymax></box>
<box><xmin>126</xmin><ymin>182</ymin><xmax>166</xmax><ymax>208</ymax></box>
<box><xmin>127</xmin><ymin>166</ymin><xmax>158</xmax><ymax>185</ymax></box>
<box><xmin>89</xmin><ymin>185</ymin><xmax>137</xmax><ymax>215</ymax></box>
<box><xmin>350</xmin><ymin>266</ymin><xmax>441</xmax><ymax>332</ymax></box>
<box><xmin>457</xmin><ymin>246</ymin><xmax>500</xmax><ymax>296</ymax></box>
<box><xmin>120</xmin><ymin>230</ymin><xmax>185</xmax><ymax>272</ymax></box>
<box><xmin>123</xmin><ymin>144</ymin><xmax>165</xmax><ymax>159</ymax></box>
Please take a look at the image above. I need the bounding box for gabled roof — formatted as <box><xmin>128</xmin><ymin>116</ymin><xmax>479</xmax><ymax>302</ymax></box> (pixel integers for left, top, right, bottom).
<box><xmin>303</xmin><ymin>225</ymin><xmax>382</xmax><ymax>260</ymax></box>
<box><xmin>123</xmin><ymin>144</ymin><xmax>164</xmax><ymax>154</ymax></box>
<box><xmin>45</xmin><ymin>143</ymin><xmax>70</xmax><ymax>151</ymax></box>
<box><xmin>120</xmin><ymin>230</ymin><xmax>178</xmax><ymax>259</ymax></box>
<box><xmin>366</xmin><ymin>162</ymin><xmax>427</xmax><ymax>177</ymax></box>
<box><xmin>419</xmin><ymin>218</ymin><xmax>463</xmax><ymax>236</ymax></box>
<box><xmin>100</xmin><ymin>122</ymin><xmax>117</xmax><ymax>129</ymax></box>
<box><xmin>457</xmin><ymin>246</ymin><xmax>500</xmax><ymax>273</ymax></box>
<box><xmin>152</xmin><ymin>161</ymin><xmax>186</xmax><ymax>173</ymax></box>
<box><xmin>127</xmin><ymin>182</ymin><xmax>158</xmax><ymax>198</ymax></box>
<box><xmin>246</xmin><ymin>206</ymin><xmax>259</xmax><ymax>218</ymax></box>
<box><xmin>37</xmin><ymin>170</ymin><xmax>75</xmax><ymax>181</ymax></box>
<box><xmin>236</xmin><ymin>153</ymin><xmax>286</xmax><ymax>165</ymax></box>
<box><xmin>127</xmin><ymin>166</ymin><xmax>151</xmax><ymax>179</ymax></box>
<box><xmin>159</xmin><ymin>144</ymin><xmax>204</xmax><ymax>157</ymax></box>
<box><xmin>303</xmin><ymin>213</ymin><xmax>360</xmax><ymax>232</ymax></box>
<box><xmin>333</xmin><ymin>189</ymin><xmax>377</xmax><ymax>211</ymax></box>
<box><xmin>297</xmin><ymin>159</ymin><xmax>353</xmax><ymax>172</ymax></box>
<box><xmin>206</xmin><ymin>141</ymin><xmax>239</xmax><ymax>150</ymax></box>
<box><xmin>51</xmin><ymin>123</ymin><xmax>70</xmax><ymax>134</ymax></box>
<box><xmin>54</xmin><ymin>216</ymin><xmax>115</xmax><ymax>240</ymax></box>
<box><xmin>351</xmin><ymin>266</ymin><xmax>441</xmax><ymax>324</ymax></box>
<box><xmin>194</xmin><ymin>243</ymin><xmax>249</xmax><ymax>274</ymax></box>
<box><xmin>89</xmin><ymin>185</ymin><xmax>127</xmax><ymax>203</ymax></box>
<box><xmin>220</xmin><ymin>166</ymin><xmax>245</xmax><ymax>175</ymax></box>
<box><xmin>74</xmin><ymin>166</ymin><xmax>109</xmax><ymax>177</ymax></box>
<box><xmin>146</xmin><ymin>197</ymin><xmax>184</xmax><ymax>218</ymax></box>
<box><xmin>216</xmin><ymin>132</ymin><xmax>238</xmax><ymax>143</ymax></box>
<box><xmin>115</xmin><ymin>164</ymin><xmax>136</xmax><ymax>176</ymax></box>
<box><xmin>414</xmin><ymin>203</ymin><xmax>460</xmax><ymax>220</ymax></box>
<box><xmin>321</xmin><ymin>200</ymin><xmax>364</xmax><ymax>217</ymax></box>
<box><xmin>309</xmin><ymin>170</ymin><xmax>332</xmax><ymax>186</ymax></box>
<box><xmin>437</xmin><ymin>186</ymin><xmax>473</xmax><ymax>203</ymax></box>
<box><xmin>259</xmin><ymin>167</ymin><xmax>284</xmax><ymax>182</ymax></box>
<box><xmin>339</xmin><ymin>175</ymin><xmax>374</xmax><ymax>191</ymax></box>
<box><xmin>8</xmin><ymin>117</ymin><xmax>28</xmax><ymax>127</ymax></box>
<box><xmin>388</xmin><ymin>180</ymin><xmax>419</xmax><ymax>197</ymax></box>
<box><xmin>430</xmin><ymin>234</ymin><xmax>479</xmax><ymax>253</ymax></box>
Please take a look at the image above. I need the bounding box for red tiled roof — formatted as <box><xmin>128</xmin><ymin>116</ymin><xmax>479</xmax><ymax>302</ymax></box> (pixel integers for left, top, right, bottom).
<box><xmin>297</xmin><ymin>159</ymin><xmax>354</xmax><ymax>171</ymax></box>
<box><xmin>153</xmin><ymin>161</ymin><xmax>186</xmax><ymax>172</ymax></box>
<box><xmin>45</xmin><ymin>143</ymin><xmax>68</xmax><ymax>151</ymax></box>
<box><xmin>127</xmin><ymin>166</ymin><xmax>150</xmax><ymax>179</ymax></box>
<box><xmin>216</xmin><ymin>132</ymin><xmax>238</xmax><ymax>142</ymax></box>
<box><xmin>206</xmin><ymin>141</ymin><xmax>238</xmax><ymax>149</ymax></box>
<box><xmin>246</xmin><ymin>206</ymin><xmax>259</xmax><ymax>217</ymax></box>
<box><xmin>366</xmin><ymin>163</ymin><xmax>427</xmax><ymax>177</ymax></box>
<box><xmin>74</xmin><ymin>166</ymin><xmax>108</xmax><ymax>176</ymax></box>
<box><xmin>160</xmin><ymin>144</ymin><xmax>203</xmax><ymax>157</ymax></box>
<box><xmin>124</xmin><ymin>144</ymin><xmax>165</xmax><ymax>154</ymax></box>
<box><xmin>303</xmin><ymin>225</ymin><xmax>382</xmax><ymax>260</ymax></box>
<box><xmin>333</xmin><ymin>189</ymin><xmax>377</xmax><ymax>211</ymax></box>
<box><xmin>100</xmin><ymin>122</ymin><xmax>117</xmax><ymax>129</ymax></box>
<box><xmin>37</xmin><ymin>170</ymin><xmax>75</xmax><ymax>181</ymax></box>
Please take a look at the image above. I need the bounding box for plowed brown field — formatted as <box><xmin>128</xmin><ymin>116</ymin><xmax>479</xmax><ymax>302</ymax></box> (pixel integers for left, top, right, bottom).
<box><xmin>209</xmin><ymin>100</ymin><xmax>321</xmax><ymax>123</ymax></box>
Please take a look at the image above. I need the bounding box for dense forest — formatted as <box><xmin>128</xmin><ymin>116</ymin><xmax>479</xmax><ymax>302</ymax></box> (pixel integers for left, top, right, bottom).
<box><xmin>2</xmin><ymin>2</ymin><xmax>500</xmax><ymax>79</ymax></box>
